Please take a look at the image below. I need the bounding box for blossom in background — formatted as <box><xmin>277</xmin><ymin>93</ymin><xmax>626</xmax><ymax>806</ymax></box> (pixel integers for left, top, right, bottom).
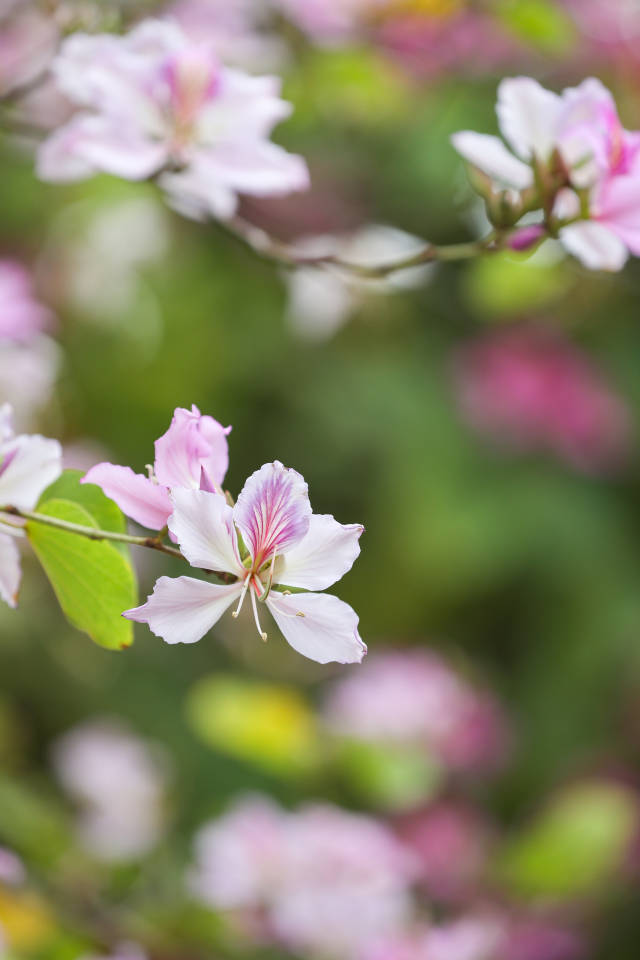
<box><xmin>0</xmin><ymin>0</ymin><xmax>58</xmax><ymax>97</ymax></box>
<box><xmin>125</xmin><ymin>461</ymin><xmax>366</xmax><ymax>664</ymax></box>
<box><xmin>323</xmin><ymin>649</ymin><xmax>508</xmax><ymax>771</ymax></box>
<box><xmin>37</xmin><ymin>20</ymin><xmax>309</xmax><ymax>220</ymax></box>
<box><xmin>0</xmin><ymin>847</ymin><xmax>25</xmax><ymax>886</ymax></box>
<box><xmin>0</xmin><ymin>261</ymin><xmax>53</xmax><ymax>342</ymax></box>
<box><xmin>273</xmin><ymin>0</ymin><xmax>385</xmax><ymax>45</ymax></box>
<box><xmin>81</xmin><ymin>943</ymin><xmax>148</xmax><ymax>960</ymax></box>
<box><xmin>452</xmin><ymin>77</ymin><xmax>640</xmax><ymax>270</ymax></box>
<box><xmin>52</xmin><ymin>721</ymin><xmax>169</xmax><ymax>862</ymax></box>
<box><xmin>0</xmin><ymin>404</ymin><xmax>62</xmax><ymax>608</ymax></box>
<box><xmin>285</xmin><ymin>225</ymin><xmax>431</xmax><ymax>339</ymax></box>
<box><xmin>165</xmin><ymin>0</ymin><xmax>284</xmax><ymax>71</ymax></box>
<box><xmin>362</xmin><ymin>915</ymin><xmax>507</xmax><ymax>960</ymax></box>
<box><xmin>454</xmin><ymin>326</ymin><xmax>632</xmax><ymax>473</ymax></box>
<box><xmin>395</xmin><ymin>802</ymin><xmax>491</xmax><ymax>903</ymax></box>
<box><xmin>82</xmin><ymin>405</ymin><xmax>231</xmax><ymax>532</ymax></box>
<box><xmin>191</xmin><ymin>795</ymin><xmax>416</xmax><ymax>957</ymax></box>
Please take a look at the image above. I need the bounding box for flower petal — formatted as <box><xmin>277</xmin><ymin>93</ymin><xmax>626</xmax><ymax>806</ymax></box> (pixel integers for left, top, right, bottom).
<box><xmin>234</xmin><ymin>461</ymin><xmax>311</xmax><ymax>567</ymax></box>
<box><xmin>196</xmin><ymin>141</ymin><xmax>310</xmax><ymax>197</ymax></box>
<box><xmin>594</xmin><ymin>173</ymin><xmax>640</xmax><ymax>255</ymax></box>
<box><xmin>266</xmin><ymin>591</ymin><xmax>366</xmax><ymax>665</ymax></box>
<box><xmin>0</xmin><ymin>435</ymin><xmax>62</xmax><ymax>509</ymax></box>
<box><xmin>123</xmin><ymin>575</ymin><xmax>242</xmax><ymax>645</ymax></box>
<box><xmin>82</xmin><ymin>463</ymin><xmax>172</xmax><ymax>530</ymax></box>
<box><xmin>496</xmin><ymin>77</ymin><xmax>562</xmax><ymax>161</ymax></box>
<box><xmin>451</xmin><ymin>132</ymin><xmax>533</xmax><ymax>189</ymax></box>
<box><xmin>154</xmin><ymin>405</ymin><xmax>231</xmax><ymax>491</ymax></box>
<box><xmin>168</xmin><ymin>488</ymin><xmax>243</xmax><ymax>575</ymax></box>
<box><xmin>0</xmin><ymin>532</ymin><xmax>21</xmax><ymax>609</ymax></box>
<box><xmin>276</xmin><ymin>514</ymin><xmax>363</xmax><ymax>591</ymax></box>
<box><xmin>559</xmin><ymin>221</ymin><xmax>628</xmax><ymax>271</ymax></box>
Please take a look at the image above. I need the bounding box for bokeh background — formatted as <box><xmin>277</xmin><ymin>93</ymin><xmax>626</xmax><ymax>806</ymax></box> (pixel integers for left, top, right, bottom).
<box><xmin>2</xmin><ymin>1</ymin><xmax>640</xmax><ymax>958</ymax></box>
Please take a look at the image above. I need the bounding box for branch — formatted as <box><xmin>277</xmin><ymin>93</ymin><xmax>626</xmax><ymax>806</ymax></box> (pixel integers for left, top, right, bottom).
<box><xmin>219</xmin><ymin>217</ymin><xmax>501</xmax><ymax>278</ymax></box>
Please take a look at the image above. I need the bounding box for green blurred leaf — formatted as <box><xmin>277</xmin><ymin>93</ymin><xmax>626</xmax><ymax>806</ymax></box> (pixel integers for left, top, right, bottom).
<box><xmin>27</xmin><ymin>499</ymin><xmax>136</xmax><ymax>651</ymax></box>
<box><xmin>464</xmin><ymin>249</ymin><xmax>573</xmax><ymax>318</ymax></box>
<box><xmin>39</xmin><ymin>469</ymin><xmax>130</xmax><ymax>559</ymax></box>
<box><xmin>497</xmin><ymin>781</ymin><xmax>639</xmax><ymax>898</ymax></box>
<box><xmin>335</xmin><ymin>739</ymin><xmax>443</xmax><ymax>810</ymax></box>
<box><xmin>186</xmin><ymin>674</ymin><xmax>321</xmax><ymax>777</ymax></box>
<box><xmin>497</xmin><ymin>0</ymin><xmax>577</xmax><ymax>53</ymax></box>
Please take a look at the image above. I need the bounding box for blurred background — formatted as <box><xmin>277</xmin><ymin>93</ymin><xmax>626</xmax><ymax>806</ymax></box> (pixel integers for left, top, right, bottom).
<box><xmin>2</xmin><ymin>1</ymin><xmax>640</xmax><ymax>958</ymax></box>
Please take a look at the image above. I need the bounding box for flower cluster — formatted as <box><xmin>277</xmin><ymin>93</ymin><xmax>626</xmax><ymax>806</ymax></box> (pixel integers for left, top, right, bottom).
<box><xmin>37</xmin><ymin>20</ymin><xmax>309</xmax><ymax>220</ymax></box>
<box><xmin>452</xmin><ymin>77</ymin><xmax>640</xmax><ymax>270</ymax></box>
<box><xmin>83</xmin><ymin>405</ymin><xmax>365</xmax><ymax>665</ymax></box>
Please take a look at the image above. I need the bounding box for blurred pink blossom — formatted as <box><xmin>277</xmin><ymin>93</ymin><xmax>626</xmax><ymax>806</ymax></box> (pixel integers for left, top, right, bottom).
<box><xmin>0</xmin><ymin>0</ymin><xmax>58</xmax><ymax>97</ymax></box>
<box><xmin>52</xmin><ymin>721</ymin><xmax>169</xmax><ymax>862</ymax></box>
<box><xmin>273</xmin><ymin>0</ymin><xmax>384</xmax><ymax>45</ymax></box>
<box><xmin>503</xmin><ymin>918</ymin><xmax>585</xmax><ymax>960</ymax></box>
<box><xmin>165</xmin><ymin>0</ymin><xmax>284</xmax><ymax>71</ymax></box>
<box><xmin>37</xmin><ymin>20</ymin><xmax>309</xmax><ymax>220</ymax></box>
<box><xmin>191</xmin><ymin>795</ymin><xmax>417</xmax><ymax>957</ymax></box>
<box><xmin>395</xmin><ymin>802</ymin><xmax>491</xmax><ymax>903</ymax></box>
<box><xmin>0</xmin><ymin>847</ymin><xmax>25</xmax><ymax>886</ymax></box>
<box><xmin>323</xmin><ymin>649</ymin><xmax>509</xmax><ymax>772</ymax></box>
<box><xmin>454</xmin><ymin>326</ymin><xmax>632</xmax><ymax>473</ymax></box>
<box><xmin>0</xmin><ymin>260</ymin><xmax>53</xmax><ymax>342</ymax></box>
<box><xmin>362</xmin><ymin>915</ymin><xmax>507</xmax><ymax>960</ymax></box>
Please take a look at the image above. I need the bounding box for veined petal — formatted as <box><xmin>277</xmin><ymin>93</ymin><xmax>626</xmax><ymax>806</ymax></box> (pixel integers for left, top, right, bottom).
<box><xmin>234</xmin><ymin>461</ymin><xmax>311</xmax><ymax>567</ymax></box>
<box><xmin>496</xmin><ymin>77</ymin><xmax>562</xmax><ymax>161</ymax></box>
<box><xmin>154</xmin><ymin>405</ymin><xmax>231</xmax><ymax>490</ymax></box>
<box><xmin>0</xmin><ymin>532</ymin><xmax>21</xmax><ymax>609</ymax></box>
<box><xmin>275</xmin><ymin>514</ymin><xmax>363</xmax><ymax>591</ymax></box>
<box><xmin>82</xmin><ymin>463</ymin><xmax>172</xmax><ymax>530</ymax></box>
<box><xmin>168</xmin><ymin>488</ymin><xmax>243</xmax><ymax>575</ymax></box>
<box><xmin>594</xmin><ymin>173</ymin><xmax>640</xmax><ymax>254</ymax></box>
<box><xmin>0</xmin><ymin>435</ymin><xmax>62</xmax><ymax>509</ymax></box>
<box><xmin>123</xmin><ymin>575</ymin><xmax>242</xmax><ymax>645</ymax></box>
<box><xmin>451</xmin><ymin>132</ymin><xmax>533</xmax><ymax>189</ymax></box>
<box><xmin>266</xmin><ymin>591</ymin><xmax>366</xmax><ymax>665</ymax></box>
<box><xmin>560</xmin><ymin>221</ymin><xmax>628</xmax><ymax>271</ymax></box>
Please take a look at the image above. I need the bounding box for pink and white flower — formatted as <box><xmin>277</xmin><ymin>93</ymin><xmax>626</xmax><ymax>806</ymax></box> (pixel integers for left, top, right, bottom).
<box><xmin>0</xmin><ymin>0</ymin><xmax>58</xmax><ymax>97</ymax></box>
<box><xmin>82</xmin><ymin>405</ymin><xmax>231</xmax><ymax>532</ymax></box>
<box><xmin>0</xmin><ymin>404</ymin><xmax>62</xmax><ymax>608</ymax></box>
<box><xmin>452</xmin><ymin>77</ymin><xmax>640</xmax><ymax>270</ymax></box>
<box><xmin>37</xmin><ymin>20</ymin><xmax>309</xmax><ymax>220</ymax></box>
<box><xmin>124</xmin><ymin>461</ymin><xmax>365</xmax><ymax>664</ymax></box>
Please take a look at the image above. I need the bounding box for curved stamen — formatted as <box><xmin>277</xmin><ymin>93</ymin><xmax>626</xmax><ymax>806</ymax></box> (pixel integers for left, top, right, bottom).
<box><xmin>231</xmin><ymin>574</ymin><xmax>250</xmax><ymax>619</ymax></box>
<box><xmin>250</xmin><ymin>578</ymin><xmax>268</xmax><ymax>641</ymax></box>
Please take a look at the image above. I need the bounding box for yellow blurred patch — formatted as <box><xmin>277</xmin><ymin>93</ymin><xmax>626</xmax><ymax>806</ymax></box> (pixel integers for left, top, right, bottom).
<box><xmin>0</xmin><ymin>890</ymin><xmax>55</xmax><ymax>950</ymax></box>
<box><xmin>378</xmin><ymin>0</ymin><xmax>463</xmax><ymax>20</ymax></box>
<box><xmin>186</xmin><ymin>675</ymin><xmax>320</xmax><ymax>777</ymax></box>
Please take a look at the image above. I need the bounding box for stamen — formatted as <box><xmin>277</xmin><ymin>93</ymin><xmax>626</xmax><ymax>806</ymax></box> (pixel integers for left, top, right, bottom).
<box><xmin>250</xmin><ymin>583</ymin><xmax>268</xmax><ymax>641</ymax></box>
<box><xmin>231</xmin><ymin>575</ymin><xmax>250</xmax><ymax>618</ymax></box>
<box><xmin>258</xmin><ymin>552</ymin><xmax>276</xmax><ymax>603</ymax></box>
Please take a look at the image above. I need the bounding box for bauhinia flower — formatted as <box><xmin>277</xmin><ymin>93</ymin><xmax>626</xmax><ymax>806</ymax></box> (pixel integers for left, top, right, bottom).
<box><xmin>82</xmin><ymin>405</ymin><xmax>230</xmax><ymax>532</ymax></box>
<box><xmin>124</xmin><ymin>461</ymin><xmax>366</xmax><ymax>665</ymax></box>
<box><xmin>0</xmin><ymin>259</ymin><xmax>54</xmax><ymax>342</ymax></box>
<box><xmin>36</xmin><ymin>19</ymin><xmax>309</xmax><ymax>220</ymax></box>
<box><xmin>452</xmin><ymin>76</ymin><xmax>640</xmax><ymax>270</ymax></box>
<box><xmin>0</xmin><ymin>404</ymin><xmax>62</xmax><ymax>608</ymax></box>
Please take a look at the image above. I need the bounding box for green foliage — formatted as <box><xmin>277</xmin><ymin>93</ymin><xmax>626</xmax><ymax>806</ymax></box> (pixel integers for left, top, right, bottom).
<box><xmin>497</xmin><ymin>0</ymin><xmax>577</xmax><ymax>52</ymax></box>
<box><xmin>497</xmin><ymin>782</ymin><xmax>640</xmax><ymax>898</ymax></box>
<box><xmin>27</xmin><ymin>488</ymin><xmax>137</xmax><ymax>651</ymax></box>
<box><xmin>40</xmin><ymin>469</ymin><xmax>129</xmax><ymax>557</ymax></box>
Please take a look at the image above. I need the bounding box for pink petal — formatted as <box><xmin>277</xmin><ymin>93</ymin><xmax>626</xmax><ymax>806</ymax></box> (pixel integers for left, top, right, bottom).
<box><xmin>168</xmin><ymin>488</ymin><xmax>242</xmax><ymax>575</ymax></box>
<box><xmin>266</xmin><ymin>591</ymin><xmax>366</xmax><ymax>665</ymax></box>
<box><xmin>124</xmin><ymin>575</ymin><xmax>242</xmax><ymax>644</ymax></box>
<box><xmin>559</xmin><ymin>221</ymin><xmax>628</xmax><ymax>271</ymax></box>
<box><xmin>0</xmin><ymin>532</ymin><xmax>21</xmax><ymax>609</ymax></box>
<box><xmin>595</xmin><ymin>173</ymin><xmax>640</xmax><ymax>254</ymax></box>
<box><xmin>234</xmin><ymin>461</ymin><xmax>311</xmax><ymax>567</ymax></box>
<box><xmin>198</xmin><ymin>140</ymin><xmax>310</xmax><ymax>196</ymax></box>
<box><xmin>154</xmin><ymin>405</ymin><xmax>231</xmax><ymax>491</ymax></box>
<box><xmin>0</xmin><ymin>435</ymin><xmax>62</xmax><ymax>509</ymax></box>
<box><xmin>276</xmin><ymin>514</ymin><xmax>363</xmax><ymax>591</ymax></box>
<box><xmin>451</xmin><ymin>132</ymin><xmax>532</xmax><ymax>189</ymax></box>
<box><xmin>496</xmin><ymin>76</ymin><xmax>562</xmax><ymax>160</ymax></box>
<box><xmin>82</xmin><ymin>463</ymin><xmax>172</xmax><ymax>530</ymax></box>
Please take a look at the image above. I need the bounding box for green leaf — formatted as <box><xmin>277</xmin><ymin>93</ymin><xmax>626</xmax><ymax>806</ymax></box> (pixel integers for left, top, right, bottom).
<box><xmin>497</xmin><ymin>0</ymin><xmax>577</xmax><ymax>53</ymax></box>
<box><xmin>38</xmin><ymin>469</ymin><xmax>129</xmax><ymax>558</ymax></box>
<box><xmin>27</xmin><ymin>499</ymin><xmax>137</xmax><ymax>650</ymax></box>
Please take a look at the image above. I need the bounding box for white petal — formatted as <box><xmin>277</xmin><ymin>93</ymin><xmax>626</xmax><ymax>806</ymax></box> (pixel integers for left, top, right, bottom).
<box><xmin>266</xmin><ymin>591</ymin><xmax>366</xmax><ymax>665</ymax></box>
<box><xmin>123</xmin><ymin>575</ymin><xmax>242</xmax><ymax>645</ymax></box>
<box><xmin>496</xmin><ymin>77</ymin><xmax>562</xmax><ymax>160</ymax></box>
<box><xmin>451</xmin><ymin>132</ymin><xmax>533</xmax><ymax>189</ymax></box>
<box><xmin>0</xmin><ymin>435</ymin><xmax>62</xmax><ymax>509</ymax></box>
<box><xmin>169</xmin><ymin>488</ymin><xmax>243</xmax><ymax>575</ymax></box>
<box><xmin>276</xmin><ymin>514</ymin><xmax>363</xmax><ymax>591</ymax></box>
<box><xmin>560</xmin><ymin>221</ymin><xmax>628</xmax><ymax>271</ymax></box>
<box><xmin>0</xmin><ymin>532</ymin><xmax>21</xmax><ymax>609</ymax></box>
